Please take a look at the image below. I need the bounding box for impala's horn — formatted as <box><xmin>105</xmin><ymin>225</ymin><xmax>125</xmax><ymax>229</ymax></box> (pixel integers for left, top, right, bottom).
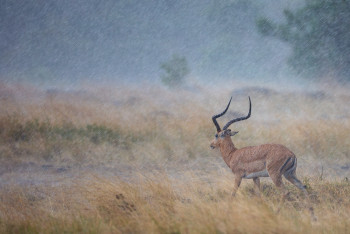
<box><xmin>212</xmin><ymin>97</ymin><xmax>232</xmax><ymax>132</ymax></box>
<box><xmin>222</xmin><ymin>96</ymin><xmax>251</xmax><ymax>130</ymax></box>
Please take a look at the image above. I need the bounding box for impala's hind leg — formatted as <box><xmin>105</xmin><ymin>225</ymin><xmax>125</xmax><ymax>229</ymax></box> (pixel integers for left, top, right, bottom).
<box><xmin>253</xmin><ymin>177</ymin><xmax>261</xmax><ymax>196</ymax></box>
<box><xmin>285</xmin><ymin>174</ymin><xmax>307</xmax><ymax>194</ymax></box>
<box><xmin>284</xmin><ymin>174</ymin><xmax>317</xmax><ymax>221</ymax></box>
<box><xmin>270</xmin><ymin>174</ymin><xmax>289</xmax><ymax>213</ymax></box>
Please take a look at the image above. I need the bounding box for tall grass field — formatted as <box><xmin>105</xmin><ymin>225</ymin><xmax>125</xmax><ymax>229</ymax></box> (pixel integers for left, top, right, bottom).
<box><xmin>0</xmin><ymin>81</ymin><xmax>350</xmax><ymax>233</ymax></box>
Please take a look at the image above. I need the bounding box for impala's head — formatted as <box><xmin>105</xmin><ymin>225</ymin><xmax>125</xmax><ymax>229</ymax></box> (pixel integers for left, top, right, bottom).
<box><xmin>210</xmin><ymin>97</ymin><xmax>251</xmax><ymax>149</ymax></box>
<box><xmin>210</xmin><ymin>129</ymin><xmax>239</xmax><ymax>149</ymax></box>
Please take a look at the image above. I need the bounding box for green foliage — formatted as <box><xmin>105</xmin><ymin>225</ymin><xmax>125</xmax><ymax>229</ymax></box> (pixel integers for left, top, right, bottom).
<box><xmin>0</xmin><ymin>116</ymin><xmax>145</xmax><ymax>161</ymax></box>
<box><xmin>0</xmin><ymin>117</ymin><xmax>123</xmax><ymax>145</ymax></box>
<box><xmin>256</xmin><ymin>18</ymin><xmax>275</xmax><ymax>37</ymax></box>
<box><xmin>257</xmin><ymin>0</ymin><xmax>350</xmax><ymax>81</ymax></box>
<box><xmin>160</xmin><ymin>55</ymin><xmax>190</xmax><ymax>88</ymax></box>
<box><xmin>86</xmin><ymin>124</ymin><xmax>120</xmax><ymax>144</ymax></box>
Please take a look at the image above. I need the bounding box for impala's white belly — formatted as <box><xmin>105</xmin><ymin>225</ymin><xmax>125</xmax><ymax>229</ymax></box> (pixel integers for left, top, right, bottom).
<box><xmin>242</xmin><ymin>169</ymin><xmax>269</xmax><ymax>179</ymax></box>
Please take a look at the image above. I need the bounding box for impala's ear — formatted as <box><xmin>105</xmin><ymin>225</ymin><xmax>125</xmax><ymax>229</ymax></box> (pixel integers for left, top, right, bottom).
<box><xmin>224</xmin><ymin>129</ymin><xmax>237</xmax><ymax>136</ymax></box>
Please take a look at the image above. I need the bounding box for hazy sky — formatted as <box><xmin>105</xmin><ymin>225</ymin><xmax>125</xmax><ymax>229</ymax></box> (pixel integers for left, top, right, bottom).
<box><xmin>0</xmin><ymin>0</ymin><xmax>305</xmax><ymax>84</ymax></box>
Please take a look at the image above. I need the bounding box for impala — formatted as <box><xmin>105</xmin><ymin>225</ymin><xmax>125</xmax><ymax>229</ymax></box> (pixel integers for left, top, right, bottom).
<box><xmin>210</xmin><ymin>97</ymin><xmax>315</xmax><ymax>219</ymax></box>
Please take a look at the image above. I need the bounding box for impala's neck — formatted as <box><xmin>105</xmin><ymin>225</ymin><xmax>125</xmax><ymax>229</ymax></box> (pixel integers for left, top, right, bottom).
<box><xmin>219</xmin><ymin>137</ymin><xmax>237</xmax><ymax>167</ymax></box>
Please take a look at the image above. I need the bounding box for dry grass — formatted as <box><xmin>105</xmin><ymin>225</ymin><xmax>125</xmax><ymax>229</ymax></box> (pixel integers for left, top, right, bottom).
<box><xmin>0</xmin><ymin>81</ymin><xmax>350</xmax><ymax>233</ymax></box>
<box><xmin>1</xmin><ymin>173</ymin><xmax>350</xmax><ymax>233</ymax></box>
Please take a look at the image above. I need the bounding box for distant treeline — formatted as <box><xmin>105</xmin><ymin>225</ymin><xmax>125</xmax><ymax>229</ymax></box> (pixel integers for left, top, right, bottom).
<box><xmin>258</xmin><ymin>0</ymin><xmax>350</xmax><ymax>82</ymax></box>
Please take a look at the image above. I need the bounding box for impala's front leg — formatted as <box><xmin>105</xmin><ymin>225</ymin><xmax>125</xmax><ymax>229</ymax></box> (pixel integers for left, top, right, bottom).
<box><xmin>253</xmin><ymin>177</ymin><xmax>261</xmax><ymax>196</ymax></box>
<box><xmin>231</xmin><ymin>176</ymin><xmax>242</xmax><ymax>197</ymax></box>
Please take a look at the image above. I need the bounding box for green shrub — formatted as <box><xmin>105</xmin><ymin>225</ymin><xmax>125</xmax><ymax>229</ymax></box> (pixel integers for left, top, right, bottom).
<box><xmin>0</xmin><ymin>117</ymin><xmax>123</xmax><ymax>145</ymax></box>
<box><xmin>160</xmin><ymin>55</ymin><xmax>190</xmax><ymax>88</ymax></box>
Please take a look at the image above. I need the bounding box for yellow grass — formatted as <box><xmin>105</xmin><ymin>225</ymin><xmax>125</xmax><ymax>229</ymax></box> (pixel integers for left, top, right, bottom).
<box><xmin>0</xmin><ymin>81</ymin><xmax>350</xmax><ymax>233</ymax></box>
<box><xmin>1</xmin><ymin>173</ymin><xmax>350</xmax><ymax>233</ymax></box>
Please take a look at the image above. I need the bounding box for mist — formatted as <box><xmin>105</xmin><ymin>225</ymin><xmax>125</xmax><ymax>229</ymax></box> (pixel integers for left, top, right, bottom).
<box><xmin>1</xmin><ymin>0</ymin><xmax>307</xmax><ymax>85</ymax></box>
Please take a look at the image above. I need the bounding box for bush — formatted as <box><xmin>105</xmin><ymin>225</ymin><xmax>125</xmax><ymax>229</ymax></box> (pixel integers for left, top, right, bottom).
<box><xmin>0</xmin><ymin>117</ymin><xmax>122</xmax><ymax>145</ymax></box>
<box><xmin>160</xmin><ymin>55</ymin><xmax>190</xmax><ymax>88</ymax></box>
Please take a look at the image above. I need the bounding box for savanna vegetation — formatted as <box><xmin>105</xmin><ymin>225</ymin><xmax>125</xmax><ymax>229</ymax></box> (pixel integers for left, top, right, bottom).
<box><xmin>1</xmin><ymin>82</ymin><xmax>350</xmax><ymax>233</ymax></box>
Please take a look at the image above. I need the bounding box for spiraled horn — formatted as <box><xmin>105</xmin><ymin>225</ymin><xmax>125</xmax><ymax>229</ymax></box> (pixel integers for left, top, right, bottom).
<box><xmin>212</xmin><ymin>97</ymin><xmax>232</xmax><ymax>132</ymax></box>
<box><xmin>222</xmin><ymin>96</ymin><xmax>251</xmax><ymax>130</ymax></box>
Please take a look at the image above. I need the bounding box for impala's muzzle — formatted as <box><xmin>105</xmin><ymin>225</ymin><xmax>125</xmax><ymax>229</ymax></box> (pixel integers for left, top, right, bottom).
<box><xmin>210</xmin><ymin>141</ymin><xmax>216</xmax><ymax>149</ymax></box>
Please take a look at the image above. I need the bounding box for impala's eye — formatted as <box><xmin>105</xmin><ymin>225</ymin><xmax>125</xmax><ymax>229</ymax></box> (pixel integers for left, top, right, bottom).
<box><xmin>215</xmin><ymin>134</ymin><xmax>218</xmax><ymax>138</ymax></box>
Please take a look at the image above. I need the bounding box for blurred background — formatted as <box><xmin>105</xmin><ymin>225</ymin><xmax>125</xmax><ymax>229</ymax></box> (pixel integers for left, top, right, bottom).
<box><xmin>2</xmin><ymin>0</ymin><xmax>350</xmax><ymax>168</ymax></box>
<box><xmin>3</xmin><ymin>0</ymin><xmax>349</xmax><ymax>88</ymax></box>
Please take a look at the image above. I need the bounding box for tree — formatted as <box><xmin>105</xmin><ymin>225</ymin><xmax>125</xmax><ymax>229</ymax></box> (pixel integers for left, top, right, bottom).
<box><xmin>257</xmin><ymin>0</ymin><xmax>350</xmax><ymax>82</ymax></box>
<box><xmin>160</xmin><ymin>55</ymin><xmax>190</xmax><ymax>88</ymax></box>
